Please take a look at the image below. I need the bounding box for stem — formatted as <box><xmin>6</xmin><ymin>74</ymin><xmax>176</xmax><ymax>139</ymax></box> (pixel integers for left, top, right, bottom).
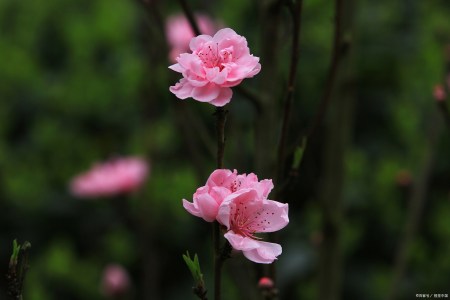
<box><xmin>276</xmin><ymin>0</ymin><xmax>304</xmax><ymax>184</ymax></box>
<box><xmin>437</xmin><ymin>100</ymin><xmax>450</xmax><ymax>128</ymax></box>
<box><xmin>214</xmin><ymin>107</ymin><xmax>227</xmax><ymax>169</ymax></box>
<box><xmin>307</xmin><ymin>0</ymin><xmax>345</xmax><ymax>140</ymax></box>
<box><xmin>213</xmin><ymin>106</ymin><xmax>228</xmax><ymax>300</ymax></box>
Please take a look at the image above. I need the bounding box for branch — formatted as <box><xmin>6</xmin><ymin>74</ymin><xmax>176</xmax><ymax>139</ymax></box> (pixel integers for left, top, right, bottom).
<box><xmin>276</xmin><ymin>0</ymin><xmax>304</xmax><ymax>184</ymax></box>
<box><xmin>306</xmin><ymin>0</ymin><xmax>346</xmax><ymax>140</ymax></box>
<box><xmin>178</xmin><ymin>0</ymin><xmax>201</xmax><ymax>36</ymax></box>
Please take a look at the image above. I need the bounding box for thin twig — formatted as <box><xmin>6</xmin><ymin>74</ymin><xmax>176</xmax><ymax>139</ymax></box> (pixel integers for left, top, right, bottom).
<box><xmin>178</xmin><ymin>0</ymin><xmax>201</xmax><ymax>36</ymax></box>
<box><xmin>213</xmin><ymin>107</ymin><xmax>228</xmax><ymax>300</ymax></box>
<box><xmin>306</xmin><ymin>0</ymin><xmax>345</xmax><ymax>140</ymax></box>
<box><xmin>436</xmin><ymin>98</ymin><xmax>450</xmax><ymax>129</ymax></box>
<box><xmin>214</xmin><ymin>107</ymin><xmax>227</xmax><ymax>169</ymax></box>
<box><xmin>276</xmin><ymin>0</ymin><xmax>304</xmax><ymax>185</ymax></box>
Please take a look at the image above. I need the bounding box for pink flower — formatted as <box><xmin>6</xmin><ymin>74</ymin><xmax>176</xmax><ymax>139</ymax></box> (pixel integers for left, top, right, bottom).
<box><xmin>182</xmin><ymin>169</ymin><xmax>273</xmax><ymax>222</ymax></box>
<box><xmin>101</xmin><ymin>264</ymin><xmax>131</xmax><ymax>298</ymax></box>
<box><xmin>70</xmin><ymin>157</ymin><xmax>148</xmax><ymax>198</ymax></box>
<box><xmin>433</xmin><ymin>84</ymin><xmax>446</xmax><ymax>102</ymax></box>
<box><xmin>166</xmin><ymin>14</ymin><xmax>217</xmax><ymax>63</ymax></box>
<box><xmin>169</xmin><ymin>28</ymin><xmax>261</xmax><ymax>107</ymax></box>
<box><xmin>217</xmin><ymin>189</ymin><xmax>289</xmax><ymax>264</ymax></box>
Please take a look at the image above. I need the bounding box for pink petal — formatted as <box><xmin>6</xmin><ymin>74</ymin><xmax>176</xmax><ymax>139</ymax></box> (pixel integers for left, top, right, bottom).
<box><xmin>177</xmin><ymin>54</ymin><xmax>204</xmax><ymax>77</ymax></box>
<box><xmin>224</xmin><ymin>231</ymin><xmax>260</xmax><ymax>251</ymax></box>
<box><xmin>182</xmin><ymin>199</ymin><xmax>202</xmax><ymax>218</ymax></box>
<box><xmin>190</xmin><ymin>34</ymin><xmax>213</xmax><ymax>52</ymax></box>
<box><xmin>169</xmin><ymin>78</ymin><xmax>194</xmax><ymax>99</ymax></box>
<box><xmin>258</xmin><ymin>179</ymin><xmax>274</xmax><ymax>198</ymax></box>
<box><xmin>210</xmin><ymin>186</ymin><xmax>232</xmax><ymax>206</ymax></box>
<box><xmin>212</xmin><ymin>28</ymin><xmax>238</xmax><ymax>43</ymax></box>
<box><xmin>242</xmin><ymin>241</ymin><xmax>282</xmax><ymax>264</ymax></box>
<box><xmin>192</xmin><ymin>82</ymin><xmax>221</xmax><ymax>102</ymax></box>
<box><xmin>254</xmin><ymin>199</ymin><xmax>289</xmax><ymax>232</ymax></box>
<box><xmin>208</xmin><ymin>87</ymin><xmax>233</xmax><ymax>107</ymax></box>
<box><xmin>193</xmin><ymin>189</ymin><xmax>219</xmax><ymax>222</ymax></box>
<box><xmin>207</xmin><ymin>169</ymin><xmax>235</xmax><ymax>187</ymax></box>
<box><xmin>168</xmin><ymin>62</ymin><xmax>184</xmax><ymax>73</ymax></box>
<box><xmin>217</xmin><ymin>197</ymin><xmax>232</xmax><ymax>227</ymax></box>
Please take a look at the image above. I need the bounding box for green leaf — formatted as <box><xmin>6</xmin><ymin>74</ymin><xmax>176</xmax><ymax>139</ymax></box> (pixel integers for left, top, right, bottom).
<box><xmin>292</xmin><ymin>137</ymin><xmax>308</xmax><ymax>169</ymax></box>
<box><xmin>182</xmin><ymin>251</ymin><xmax>204</xmax><ymax>285</ymax></box>
<box><xmin>10</xmin><ymin>239</ymin><xmax>21</xmax><ymax>268</ymax></box>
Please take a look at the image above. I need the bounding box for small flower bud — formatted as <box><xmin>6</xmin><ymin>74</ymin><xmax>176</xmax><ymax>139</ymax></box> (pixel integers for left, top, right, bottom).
<box><xmin>258</xmin><ymin>277</ymin><xmax>274</xmax><ymax>289</ymax></box>
<box><xmin>433</xmin><ymin>84</ymin><xmax>446</xmax><ymax>102</ymax></box>
<box><xmin>101</xmin><ymin>264</ymin><xmax>131</xmax><ymax>298</ymax></box>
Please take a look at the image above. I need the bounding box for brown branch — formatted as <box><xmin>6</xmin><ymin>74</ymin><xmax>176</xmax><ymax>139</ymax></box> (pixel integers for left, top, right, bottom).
<box><xmin>306</xmin><ymin>0</ymin><xmax>345</xmax><ymax>140</ymax></box>
<box><xmin>178</xmin><ymin>0</ymin><xmax>201</xmax><ymax>36</ymax></box>
<box><xmin>276</xmin><ymin>0</ymin><xmax>304</xmax><ymax>185</ymax></box>
<box><xmin>212</xmin><ymin>106</ymin><xmax>228</xmax><ymax>300</ymax></box>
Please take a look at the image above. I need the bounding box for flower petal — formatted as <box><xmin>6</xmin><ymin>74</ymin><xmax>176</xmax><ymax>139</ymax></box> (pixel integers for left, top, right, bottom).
<box><xmin>190</xmin><ymin>34</ymin><xmax>213</xmax><ymax>52</ymax></box>
<box><xmin>212</xmin><ymin>28</ymin><xmax>238</xmax><ymax>43</ymax></box>
<box><xmin>192</xmin><ymin>82</ymin><xmax>221</xmax><ymax>102</ymax></box>
<box><xmin>242</xmin><ymin>241</ymin><xmax>282</xmax><ymax>264</ymax></box>
<box><xmin>169</xmin><ymin>78</ymin><xmax>194</xmax><ymax>99</ymax></box>
<box><xmin>224</xmin><ymin>231</ymin><xmax>260</xmax><ymax>251</ymax></box>
<box><xmin>209</xmin><ymin>87</ymin><xmax>233</xmax><ymax>107</ymax></box>
<box><xmin>182</xmin><ymin>199</ymin><xmax>202</xmax><ymax>218</ymax></box>
<box><xmin>253</xmin><ymin>199</ymin><xmax>289</xmax><ymax>232</ymax></box>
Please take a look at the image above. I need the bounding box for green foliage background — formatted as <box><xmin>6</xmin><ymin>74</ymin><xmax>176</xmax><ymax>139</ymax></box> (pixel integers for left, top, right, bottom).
<box><xmin>0</xmin><ymin>0</ymin><xmax>449</xmax><ymax>299</ymax></box>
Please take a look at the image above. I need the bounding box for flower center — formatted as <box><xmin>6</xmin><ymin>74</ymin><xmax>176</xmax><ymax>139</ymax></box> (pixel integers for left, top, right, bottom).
<box><xmin>230</xmin><ymin>202</ymin><xmax>263</xmax><ymax>240</ymax></box>
<box><xmin>197</xmin><ymin>43</ymin><xmax>234</xmax><ymax>71</ymax></box>
<box><xmin>197</xmin><ymin>43</ymin><xmax>220</xmax><ymax>68</ymax></box>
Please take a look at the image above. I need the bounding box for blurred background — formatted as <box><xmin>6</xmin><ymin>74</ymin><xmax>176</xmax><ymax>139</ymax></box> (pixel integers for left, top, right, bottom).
<box><xmin>1</xmin><ymin>0</ymin><xmax>449</xmax><ymax>299</ymax></box>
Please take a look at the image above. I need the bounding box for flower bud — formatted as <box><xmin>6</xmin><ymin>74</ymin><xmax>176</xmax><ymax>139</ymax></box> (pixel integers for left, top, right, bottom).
<box><xmin>433</xmin><ymin>84</ymin><xmax>446</xmax><ymax>102</ymax></box>
<box><xmin>258</xmin><ymin>277</ymin><xmax>274</xmax><ymax>289</ymax></box>
<box><xmin>101</xmin><ymin>264</ymin><xmax>131</xmax><ymax>298</ymax></box>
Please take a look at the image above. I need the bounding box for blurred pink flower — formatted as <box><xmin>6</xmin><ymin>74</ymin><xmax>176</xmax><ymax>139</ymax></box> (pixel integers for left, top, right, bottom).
<box><xmin>70</xmin><ymin>157</ymin><xmax>148</xmax><ymax>198</ymax></box>
<box><xmin>169</xmin><ymin>28</ymin><xmax>261</xmax><ymax>106</ymax></box>
<box><xmin>217</xmin><ymin>189</ymin><xmax>289</xmax><ymax>264</ymax></box>
<box><xmin>433</xmin><ymin>84</ymin><xmax>446</xmax><ymax>102</ymax></box>
<box><xmin>166</xmin><ymin>14</ymin><xmax>217</xmax><ymax>63</ymax></box>
<box><xmin>101</xmin><ymin>264</ymin><xmax>131</xmax><ymax>298</ymax></box>
<box><xmin>183</xmin><ymin>169</ymin><xmax>273</xmax><ymax>222</ymax></box>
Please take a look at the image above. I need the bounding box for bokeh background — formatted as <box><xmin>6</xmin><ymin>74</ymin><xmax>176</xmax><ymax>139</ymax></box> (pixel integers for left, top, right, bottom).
<box><xmin>1</xmin><ymin>0</ymin><xmax>449</xmax><ymax>299</ymax></box>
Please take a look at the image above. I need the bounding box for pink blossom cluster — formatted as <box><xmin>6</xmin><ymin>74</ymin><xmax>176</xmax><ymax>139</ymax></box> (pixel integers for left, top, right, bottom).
<box><xmin>70</xmin><ymin>157</ymin><xmax>149</xmax><ymax>198</ymax></box>
<box><xmin>166</xmin><ymin>14</ymin><xmax>217</xmax><ymax>63</ymax></box>
<box><xmin>169</xmin><ymin>28</ymin><xmax>261</xmax><ymax>107</ymax></box>
<box><xmin>183</xmin><ymin>169</ymin><xmax>289</xmax><ymax>264</ymax></box>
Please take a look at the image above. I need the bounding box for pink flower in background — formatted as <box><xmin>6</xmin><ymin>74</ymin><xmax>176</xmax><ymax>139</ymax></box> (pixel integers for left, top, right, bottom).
<box><xmin>101</xmin><ymin>264</ymin><xmax>131</xmax><ymax>298</ymax></box>
<box><xmin>169</xmin><ymin>28</ymin><xmax>261</xmax><ymax>106</ymax></box>
<box><xmin>217</xmin><ymin>189</ymin><xmax>289</xmax><ymax>264</ymax></box>
<box><xmin>166</xmin><ymin>14</ymin><xmax>217</xmax><ymax>63</ymax></box>
<box><xmin>70</xmin><ymin>157</ymin><xmax>148</xmax><ymax>198</ymax></box>
<box><xmin>433</xmin><ymin>84</ymin><xmax>446</xmax><ymax>102</ymax></box>
<box><xmin>183</xmin><ymin>169</ymin><xmax>273</xmax><ymax>222</ymax></box>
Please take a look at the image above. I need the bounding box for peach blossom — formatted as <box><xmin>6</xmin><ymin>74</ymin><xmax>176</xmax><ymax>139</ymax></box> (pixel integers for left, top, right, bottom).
<box><xmin>217</xmin><ymin>189</ymin><xmax>289</xmax><ymax>264</ymax></box>
<box><xmin>183</xmin><ymin>169</ymin><xmax>273</xmax><ymax>222</ymax></box>
<box><xmin>70</xmin><ymin>157</ymin><xmax>148</xmax><ymax>198</ymax></box>
<box><xmin>169</xmin><ymin>28</ymin><xmax>261</xmax><ymax>106</ymax></box>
